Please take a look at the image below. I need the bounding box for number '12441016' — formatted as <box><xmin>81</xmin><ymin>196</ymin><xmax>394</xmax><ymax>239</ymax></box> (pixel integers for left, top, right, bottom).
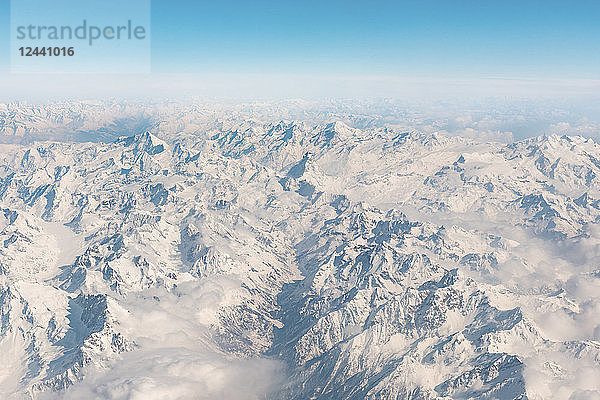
<box><xmin>19</xmin><ymin>47</ymin><xmax>75</xmax><ymax>56</ymax></box>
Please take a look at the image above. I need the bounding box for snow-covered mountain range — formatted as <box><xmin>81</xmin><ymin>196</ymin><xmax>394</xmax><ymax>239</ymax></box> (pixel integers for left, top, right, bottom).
<box><xmin>0</xmin><ymin>102</ymin><xmax>599</xmax><ymax>399</ymax></box>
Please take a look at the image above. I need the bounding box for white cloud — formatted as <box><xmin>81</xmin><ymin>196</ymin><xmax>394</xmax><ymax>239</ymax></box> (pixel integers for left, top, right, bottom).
<box><xmin>45</xmin><ymin>348</ymin><xmax>283</xmax><ymax>400</ymax></box>
<box><xmin>41</xmin><ymin>277</ymin><xmax>284</xmax><ymax>400</ymax></box>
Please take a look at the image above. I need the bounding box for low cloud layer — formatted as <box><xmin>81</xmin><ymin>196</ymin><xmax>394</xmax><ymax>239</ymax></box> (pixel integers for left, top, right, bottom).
<box><xmin>47</xmin><ymin>348</ymin><xmax>283</xmax><ymax>400</ymax></box>
<box><xmin>42</xmin><ymin>278</ymin><xmax>285</xmax><ymax>400</ymax></box>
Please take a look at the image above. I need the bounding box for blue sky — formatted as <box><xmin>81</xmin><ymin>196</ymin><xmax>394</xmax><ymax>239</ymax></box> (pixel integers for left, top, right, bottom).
<box><xmin>1</xmin><ymin>0</ymin><xmax>599</xmax><ymax>77</ymax></box>
<box><xmin>0</xmin><ymin>0</ymin><xmax>599</xmax><ymax>99</ymax></box>
<box><xmin>149</xmin><ymin>0</ymin><xmax>599</xmax><ymax>78</ymax></box>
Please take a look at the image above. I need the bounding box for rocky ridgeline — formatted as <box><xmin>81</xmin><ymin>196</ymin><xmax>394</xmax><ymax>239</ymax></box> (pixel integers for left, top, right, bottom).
<box><xmin>0</xmin><ymin>120</ymin><xmax>599</xmax><ymax>399</ymax></box>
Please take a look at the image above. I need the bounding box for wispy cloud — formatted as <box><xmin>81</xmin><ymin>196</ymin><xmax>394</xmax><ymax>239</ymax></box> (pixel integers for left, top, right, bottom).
<box><xmin>41</xmin><ymin>278</ymin><xmax>285</xmax><ymax>400</ymax></box>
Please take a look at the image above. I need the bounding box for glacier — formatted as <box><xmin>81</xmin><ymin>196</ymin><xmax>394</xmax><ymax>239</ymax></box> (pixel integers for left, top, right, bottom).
<box><xmin>0</xmin><ymin>101</ymin><xmax>599</xmax><ymax>399</ymax></box>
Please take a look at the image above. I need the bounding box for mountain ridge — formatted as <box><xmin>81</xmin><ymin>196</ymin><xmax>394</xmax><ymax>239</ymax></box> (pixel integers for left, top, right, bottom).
<box><xmin>0</xmin><ymin>119</ymin><xmax>599</xmax><ymax>399</ymax></box>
